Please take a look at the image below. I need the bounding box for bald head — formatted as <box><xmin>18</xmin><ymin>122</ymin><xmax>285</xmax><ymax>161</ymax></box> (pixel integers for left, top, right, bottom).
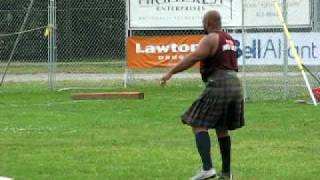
<box><xmin>202</xmin><ymin>10</ymin><xmax>222</xmax><ymax>34</ymax></box>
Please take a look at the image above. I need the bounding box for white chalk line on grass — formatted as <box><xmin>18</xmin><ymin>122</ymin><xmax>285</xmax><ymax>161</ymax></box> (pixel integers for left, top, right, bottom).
<box><xmin>0</xmin><ymin>177</ymin><xmax>14</xmax><ymax>180</ymax></box>
<box><xmin>0</xmin><ymin>99</ymin><xmax>110</xmax><ymax>108</ymax></box>
<box><xmin>0</xmin><ymin>126</ymin><xmax>78</xmax><ymax>134</ymax></box>
<box><xmin>1</xmin><ymin>126</ymin><xmax>56</xmax><ymax>133</ymax></box>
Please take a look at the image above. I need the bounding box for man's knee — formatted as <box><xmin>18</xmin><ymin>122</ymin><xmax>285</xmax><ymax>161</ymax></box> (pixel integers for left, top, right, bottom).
<box><xmin>192</xmin><ymin>126</ymin><xmax>208</xmax><ymax>134</ymax></box>
<box><xmin>216</xmin><ymin>129</ymin><xmax>229</xmax><ymax>138</ymax></box>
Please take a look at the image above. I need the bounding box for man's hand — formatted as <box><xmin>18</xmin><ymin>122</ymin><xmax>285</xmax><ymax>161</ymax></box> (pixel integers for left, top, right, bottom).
<box><xmin>160</xmin><ymin>73</ymin><xmax>173</xmax><ymax>86</ymax></box>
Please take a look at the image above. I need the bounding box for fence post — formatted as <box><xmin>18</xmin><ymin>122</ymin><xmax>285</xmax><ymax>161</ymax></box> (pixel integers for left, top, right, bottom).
<box><xmin>48</xmin><ymin>0</ymin><xmax>57</xmax><ymax>90</ymax></box>
<box><xmin>124</xmin><ymin>0</ymin><xmax>129</xmax><ymax>88</ymax></box>
<box><xmin>314</xmin><ymin>0</ymin><xmax>320</xmax><ymax>78</ymax></box>
<box><xmin>314</xmin><ymin>0</ymin><xmax>320</xmax><ymax>31</ymax></box>
<box><xmin>283</xmin><ymin>0</ymin><xmax>289</xmax><ymax>98</ymax></box>
<box><xmin>241</xmin><ymin>0</ymin><xmax>248</xmax><ymax>101</ymax></box>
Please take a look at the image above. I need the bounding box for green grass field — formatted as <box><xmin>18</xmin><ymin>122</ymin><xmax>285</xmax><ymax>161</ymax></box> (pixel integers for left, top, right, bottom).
<box><xmin>0</xmin><ymin>81</ymin><xmax>320</xmax><ymax>180</ymax></box>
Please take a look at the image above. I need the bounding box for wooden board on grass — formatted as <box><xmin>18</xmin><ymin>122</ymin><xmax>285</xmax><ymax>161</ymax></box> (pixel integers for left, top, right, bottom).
<box><xmin>71</xmin><ymin>92</ymin><xmax>144</xmax><ymax>100</ymax></box>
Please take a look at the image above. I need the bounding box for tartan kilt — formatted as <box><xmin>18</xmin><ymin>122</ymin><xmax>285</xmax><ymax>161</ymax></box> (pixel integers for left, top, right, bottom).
<box><xmin>181</xmin><ymin>71</ymin><xmax>245</xmax><ymax>130</ymax></box>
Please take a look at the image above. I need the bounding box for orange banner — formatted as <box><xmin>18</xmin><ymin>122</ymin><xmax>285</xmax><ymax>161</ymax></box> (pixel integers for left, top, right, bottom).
<box><xmin>127</xmin><ymin>35</ymin><xmax>203</xmax><ymax>69</ymax></box>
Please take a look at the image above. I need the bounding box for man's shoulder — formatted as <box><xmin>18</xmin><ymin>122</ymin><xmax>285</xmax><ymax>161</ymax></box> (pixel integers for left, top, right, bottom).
<box><xmin>204</xmin><ymin>33</ymin><xmax>219</xmax><ymax>41</ymax></box>
<box><xmin>207</xmin><ymin>32</ymin><xmax>219</xmax><ymax>38</ymax></box>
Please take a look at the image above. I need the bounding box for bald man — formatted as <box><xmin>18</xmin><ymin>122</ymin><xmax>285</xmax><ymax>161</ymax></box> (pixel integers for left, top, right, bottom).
<box><xmin>161</xmin><ymin>11</ymin><xmax>244</xmax><ymax>180</ymax></box>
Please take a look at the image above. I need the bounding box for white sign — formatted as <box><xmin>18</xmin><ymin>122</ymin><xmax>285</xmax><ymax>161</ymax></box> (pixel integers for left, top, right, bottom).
<box><xmin>129</xmin><ymin>0</ymin><xmax>241</xmax><ymax>29</ymax></box>
<box><xmin>233</xmin><ymin>33</ymin><xmax>320</xmax><ymax>65</ymax></box>
<box><xmin>243</xmin><ymin>0</ymin><xmax>311</xmax><ymax>27</ymax></box>
<box><xmin>129</xmin><ymin>0</ymin><xmax>310</xmax><ymax>29</ymax></box>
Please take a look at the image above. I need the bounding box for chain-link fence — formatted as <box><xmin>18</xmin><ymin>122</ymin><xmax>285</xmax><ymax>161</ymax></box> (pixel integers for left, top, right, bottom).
<box><xmin>0</xmin><ymin>0</ymin><xmax>126</xmax><ymax>87</ymax></box>
<box><xmin>0</xmin><ymin>0</ymin><xmax>47</xmax><ymax>83</ymax></box>
<box><xmin>1</xmin><ymin>0</ymin><xmax>319</xmax><ymax>102</ymax></box>
<box><xmin>54</xmin><ymin>0</ymin><xmax>126</xmax><ymax>89</ymax></box>
<box><xmin>241</xmin><ymin>0</ymin><xmax>319</xmax><ymax>101</ymax></box>
<box><xmin>314</xmin><ymin>0</ymin><xmax>320</xmax><ymax>31</ymax></box>
<box><xmin>127</xmin><ymin>0</ymin><xmax>320</xmax><ymax>102</ymax></box>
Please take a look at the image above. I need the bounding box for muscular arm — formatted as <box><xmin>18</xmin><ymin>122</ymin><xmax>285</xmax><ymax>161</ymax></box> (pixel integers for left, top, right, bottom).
<box><xmin>160</xmin><ymin>33</ymin><xmax>218</xmax><ymax>85</ymax></box>
<box><xmin>168</xmin><ymin>35</ymin><xmax>215</xmax><ymax>75</ymax></box>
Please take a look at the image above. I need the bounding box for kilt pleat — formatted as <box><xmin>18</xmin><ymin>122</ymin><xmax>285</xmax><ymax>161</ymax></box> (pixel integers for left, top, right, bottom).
<box><xmin>181</xmin><ymin>71</ymin><xmax>245</xmax><ymax>130</ymax></box>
